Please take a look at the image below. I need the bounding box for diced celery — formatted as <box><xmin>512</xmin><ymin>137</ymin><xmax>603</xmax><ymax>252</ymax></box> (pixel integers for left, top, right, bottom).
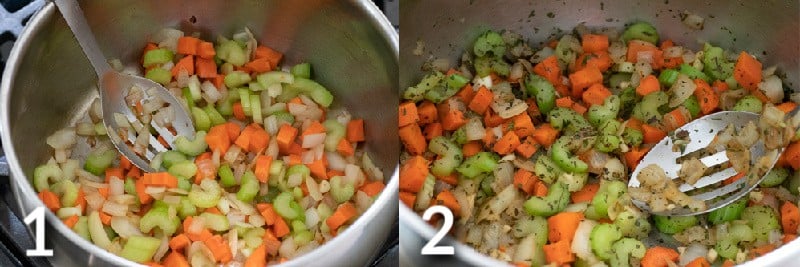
<box><xmin>548</xmin><ymin>108</ymin><xmax>593</xmax><ymax>134</ymax></box>
<box><xmin>551</xmin><ymin>137</ymin><xmax>588</xmax><ymax>173</ymax></box>
<box><xmin>168</xmin><ymin>161</ymin><xmax>197</xmax><ymax>178</ymax></box>
<box><xmin>239</xmin><ymin>88</ymin><xmax>252</xmax><ymax>115</ymax></box>
<box><xmin>274</xmin><ymin>191</ymin><xmax>302</xmax><ymax>220</ymax></box>
<box><xmin>330</xmin><ymin>175</ymin><xmax>355</xmax><ymax>204</ymax></box>
<box><xmin>523</xmin><ymin>182</ymin><xmax>569</xmax><ymax>216</ymax></box>
<box><xmin>621</xmin><ymin>22</ymin><xmax>659</xmax><ymax>44</ymax></box>
<box><xmin>761</xmin><ymin>167</ymin><xmax>790</xmax><ymax>187</ymax></box>
<box><xmin>191</xmin><ymin>107</ymin><xmax>211</xmax><ymax>131</ymax></box>
<box><xmin>139</xmin><ymin>200</ymin><xmax>180</xmax><ymax>236</ymax></box>
<box><xmin>595</xmin><ymin>135</ymin><xmax>621</xmax><ymax>153</ymax></box>
<box><xmin>294</xmin><ymin>230</ymin><xmax>313</xmax><ymax>246</ymax></box>
<box><xmin>142</xmin><ymin>48</ymin><xmax>174</xmax><ymax>68</ymax></box>
<box><xmin>682</xmin><ymin>95</ymin><xmax>701</xmax><ymax>119</ymax></box>
<box><xmin>590</xmin><ymin>223</ymin><xmax>623</xmax><ymax>260</ymax></box>
<box><xmin>591</xmin><ymin>180</ymin><xmax>626</xmax><ymax>219</ymax></box>
<box><xmin>177</xmin><ymin>176</ymin><xmax>191</xmax><ymax>191</ymax></box>
<box><xmin>145</xmin><ymin>68</ymin><xmax>171</xmax><ymax>85</ymax></box>
<box><xmin>716</xmin><ymin>223</ymin><xmax>755</xmax><ymax>259</ymax></box>
<box><xmin>94</xmin><ymin>123</ymin><xmax>107</xmax><ymax>136</ymax></box>
<box><xmin>125</xmin><ymin>178</ymin><xmax>137</xmax><ymax>196</ymax></box>
<box><xmin>224</xmin><ymin>71</ymin><xmax>252</xmax><ymax>88</ymax></box>
<box><xmin>587</xmin><ymin>95</ymin><xmax>621</xmax><ymax>126</ymax></box>
<box><xmin>237</xmin><ymin>171</ymin><xmax>259</xmax><ymax>202</ymax></box>
<box><xmin>52</xmin><ymin>179</ymin><xmax>78</xmax><ymax>207</ymax></box>
<box><xmin>187</xmin><ymin>76</ymin><xmax>202</xmax><ymax>101</ymax></box>
<box><xmin>199</xmin><ymin>212</ymin><xmax>230</xmax><ymax>231</ymax></box>
<box><xmin>178</xmin><ymin>197</ymin><xmax>197</xmax><ymax>219</ymax></box>
<box><xmin>742</xmin><ymin>205</ymin><xmax>780</xmax><ymax>243</ymax></box>
<box><xmin>272</xmin><ymin>111</ymin><xmax>295</xmax><ymax>124</ymax></box>
<box><xmin>257</xmin><ymin>71</ymin><xmax>295</xmax><ymax>89</ymax></box>
<box><xmin>456</xmin><ymin>152</ymin><xmax>498</xmax><ymax>178</ymax></box>
<box><xmin>188</xmin><ymin>179</ymin><xmax>222</xmax><ymax>208</ymax></box>
<box><xmin>250</xmin><ymin>94</ymin><xmax>262</xmax><ymax>124</ymax></box>
<box><xmin>614</xmin><ymin>210</ymin><xmax>651</xmax><ymax>239</ymax></box>
<box><xmin>161</xmin><ymin>151</ymin><xmax>188</xmax><ymax>169</ymax></box>
<box><xmin>84</xmin><ymin>147</ymin><xmax>116</xmax><ymax>176</ymax></box>
<box><xmin>119</xmin><ymin>236</ymin><xmax>161</xmax><ymax>263</ymax></box>
<box><xmin>182</xmin><ymin>87</ymin><xmax>195</xmax><ymax>110</ymax></box>
<box><xmin>473</xmin><ymin>30</ymin><xmax>505</xmax><ymax>58</ymax></box>
<box><xmin>610</xmin><ymin>238</ymin><xmax>646</xmax><ymax>267</ymax></box>
<box><xmin>679</xmin><ymin>63</ymin><xmax>710</xmax><ymax>82</ymax></box>
<box><xmin>525</xmin><ymin>74</ymin><xmax>557</xmax><ymax>114</ymax></box>
<box><xmin>622</xmin><ymin>128</ymin><xmax>643</xmax><ymax>148</ymax></box>
<box><xmin>88</xmin><ymin>211</ymin><xmax>111</xmax><ymax>249</ymax></box>
<box><xmin>291</xmin><ymin>63</ymin><xmax>312</xmax><ymax>79</ymax></box>
<box><xmin>203</xmin><ymin>105</ymin><xmax>226</xmax><ymax>126</ymax></box>
<box><xmin>708</xmin><ymin>198</ymin><xmax>747</xmax><ymax>225</ymax></box>
<box><xmin>403</xmin><ymin>72</ymin><xmax>443</xmax><ymax>102</ymax></box>
<box><xmin>288</xmin><ymin>78</ymin><xmax>334</xmax><ymax>107</ymax></box>
<box><xmin>174</xmin><ymin>131</ymin><xmax>208</xmax><ymax>156</ymax></box>
<box><xmin>323</xmin><ymin>119</ymin><xmax>345</xmax><ymax>152</ymax></box>
<box><xmin>534</xmin><ymin>155</ymin><xmax>563</xmax><ymax>184</ymax></box>
<box><xmin>732</xmin><ymin>95</ymin><xmax>763</xmax><ymax>113</ymax></box>
<box><xmin>33</xmin><ymin>163</ymin><xmax>62</xmax><ymax>192</ymax></box>
<box><xmin>428</xmin><ymin>136</ymin><xmax>463</xmax><ymax>177</ymax></box>
<box><xmin>653</xmin><ymin>215</ymin><xmax>697</xmax><ymax>234</ymax></box>
<box><xmin>218</xmin><ymin>164</ymin><xmax>236</xmax><ymax>187</ymax></box>
<box><xmin>217</xmin><ymin>40</ymin><xmax>248</xmax><ymax>66</ymax></box>
<box><xmin>73</xmin><ymin>216</ymin><xmax>90</xmax><ymax>241</ymax></box>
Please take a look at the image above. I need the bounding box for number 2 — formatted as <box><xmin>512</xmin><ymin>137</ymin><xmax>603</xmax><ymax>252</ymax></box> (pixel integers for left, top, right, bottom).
<box><xmin>420</xmin><ymin>205</ymin><xmax>455</xmax><ymax>255</ymax></box>
<box><xmin>23</xmin><ymin>207</ymin><xmax>53</xmax><ymax>256</ymax></box>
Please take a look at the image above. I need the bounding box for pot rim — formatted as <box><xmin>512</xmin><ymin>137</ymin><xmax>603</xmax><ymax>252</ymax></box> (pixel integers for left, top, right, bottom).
<box><xmin>0</xmin><ymin>1</ymin><xmax>398</xmax><ymax>266</ymax></box>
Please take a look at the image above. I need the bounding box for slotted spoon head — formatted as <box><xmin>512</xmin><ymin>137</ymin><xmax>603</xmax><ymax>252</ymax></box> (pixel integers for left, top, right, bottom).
<box><xmin>628</xmin><ymin>111</ymin><xmax>781</xmax><ymax>216</ymax></box>
<box><xmin>100</xmin><ymin>72</ymin><xmax>195</xmax><ymax>173</ymax></box>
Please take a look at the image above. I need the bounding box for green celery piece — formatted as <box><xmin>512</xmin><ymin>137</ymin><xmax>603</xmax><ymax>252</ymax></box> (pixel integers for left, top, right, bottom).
<box><xmin>274</xmin><ymin>191</ymin><xmax>302</xmax><ymax>220</ymax></box>
<box><xmin>323</xmin><ymin>119</ymin><xmax>346</xmax><ymax>152</ymax></box>
<box><xmin>293</xmin><ymin>230</ymin><xmax>314</xmax><ymax>246</ymax></box>
<box><xmin>548</xmin><ymin>108</ymin><xmax>593</xmax><ymax>135</ymax></box>
<box><xmin>182</xmin><ymin>87</ymin><xmax>195</xmax><ymax>110</ymax></box>
<box><xmin>523</xmin><ymin>182</ymin><xmax>569</xmax><ymax>216</ymax></box>
<box><xmin>177</xmin><ymin>177</ymin><xmax>191</xmax><ymax>191</ymax></box>
<box><xmin>168</xmin><ymin>161</ymin><xmax>197</xmax><ymax>178</ymax></box>
<box><xmin>473</xmin><ymin>30</ymin><xmax>505</xmax><ymax>58</ymax></box>
<box><xmin>33</xmin><ymin>163</ymin><xmax>61</xmax><ymax>192</ymax></box>
<box><xmin>224</xmin><ymin>70</ymin><xmax>252</xmax><ymax>88</ymax></box>
<box><xmin>653</xmin><ymin>215</ymin><xmax>698</xmax><ymax>234</ymax></box>
<box><xmin>702</xmin><ymin>43</ymin><xmax>735</xmax><ymax>80</ymax></box>
<box><xmin>84</xmin><ymin>147</ymin><xmax>116</xmax><ymax>176</ymax></box>
<box><xmin>590</xmin><ymin>223</ymin><xmax>623</xmax><ymax>260</ymax></box>
<box><xmin>188</xmin><ymin>179</ymin><xmax>222</xmax><ymax>208</ymax></box>
<box><xmin>595</xmin><ymin>135</ymin><xmax>621</xmax><ymax>153</ymax></box>
<box><xmin>203</xmin><ymin>105</ymin><xmax>226</xmax><ymax>126</ymax></box>
<box><xmin>145</xmin><ymin>68</ymin><xmax>172</xmax><ymax>85</ymax></box>
<box><xmin>237</xmin><ymin>171</ymin><xmax>259</xmax><ymax>202</ymax></box>
<box><xmin>622</xmin><ymin>127</ymin><xmax>644</xmax><ymax>148</ymax></box>
<box><xmin>708</xmin><ymin>198</ymin><xmax>747</xmax><ymax>225</ymax></box>
<box><xmin>291</xmin><ymin>63</ymin><xmax>312</xmax><ymax>79</ymax></box>
<box><xmin>732</xmin><ymin>95</ymin><xmax>763</xmax><ymax>113</ymax></box>
<box><xmin>618</xmin><ymin>86</ymin><xmax>638</xmax><ymax>118</ymax></box>
<box><xmin>139</xmin><ymin>200</ymin><xmax>180</xmax><ymax>236</ymax></box>
<box><xmin>272</xmin><ymin>111</ymin><xmax>295</xmax><ymax>124</ymax></box>
<box><xmin>174</xmin><ymin>131</ymin><xmax>208</xmax><ymax>156</ymax></box>
<box><xmin>178</xmin><ymin>197</ymin><xmax>197</xmax><ymax>219</ymax></box>
<box><xmin>257</xmin><ymin>71</ymin><xmax>295</xmax><ymax>89</ymax></box>
<box><xmin>679</xmin><ymin>63</ymin><xmax>710</xmax><ymax>82</ymax></box>
<box><xmin>445</xmin><ymin>73</ymin><xmax>469</xmax><ymax>91</ymax></box>
<box><xmin>285</xmin><ymin>78</ymin><xmax>334</xmax><ymax>107</ymax></box>
<box><xmin>586</xmin><ymin>95</ymin><xmax>621</xmax><ymax>127</ymax></box>
<box><xmin>614</xmin><ymin>210</ymin><xmax>651</xmax><ymax>239</ymax></box>
<box><xmin>598</xmin><ymin>119</ymin><xmax>622</xmax><ymax>136</ymax></box>
<box><xmin>218</xmin><ymin>164</ymin><xmax>236</xmax><ymax>187</ymax></box>
<box><xmin>716</xmin><ymin>223</ymin><xmax>755</xmax><ymax>259</ymax></box>
<box><xmin>456</xmin><ymin>152</ymin><xmax>498</xmax><ymax>178</ymax></box>
<box><xmin>742</xmin><ymin>205</ymin><xmax>780</xmax><ymax>243</ymax></box>
<box><xmin>591</xmin><ymin>180</ymin><xmax>626</xmax><ymax>219</ymax></box>
<box><xmin>199</xmin><ymin>212</ymin><xmax>230</xmax><ymax>231</ymax></box>
<box><xmin>428</xmin><ymin>136</ymin><xmax>463</xmax><ymax>177</ymax></box>
<box><xmin>330</xmin><ymin>175</ymin><xmax>355</xmax><ymax>204</ymax></box>
<box><xmin>142</xmin><ymin>48</ymin><xmax>174</xmax><ymax>68</ymax></box>
<box><xmin>217</xmin><ymin>40</ymin><xmax>248</xmax><ymax>66</ymax></box>
<box><xmin>119</xmin><ymin>236</ymin><xmax>162</xmax><ymax>263</ymax></box>
<box><xmin>761</xmin><ymin>167</ymin><xmax>789</xmax><ymax>187</ymax></box>
<box><xmin>534</xmin><ymin>155</ymin><xmax>563</xmax><ymax>184</ymax></box>
<box><xmin>525</xmin><ymin>73</ymin><xmax>556</xmax><ymax>114</ymax></box>
<box><xmin>621</xmin><ymin>22</ymin><xmax>659</xmax><ymax>44</ymax></box>
<box><xmin>403</xmin><ymin>72</ymin><xmax>444</xmax><ymax>101</ymax></box>
<box><xmin>658</xmin><ymin>69</ymin><xmax>680</xmax><ymax>87</ymax></box>
<box><xmin>551</xmin><ymin>136</ymin><xmax>588</xmax><ymax>173</ymax></box>
<box><xmin>682</xmin><ymin>95</ymin><xmax>701</xmax><ymax>119</ymax></box>
<box><xmin>250</xmin><ymin>94</ymin><xmax>262</xmax><ymax>124</ymax></box>
<box><xmin>52</xmin><ymin>180</ymin><xmax>78</xmax><ymax>207</ymax></box>
<box><xmin>609</xmin><ymin>238</ymin><xmax>646</xmax><ymax>267</ymax></box>
<box><xmin>161</xmin><ymin>151</ymin><xmax>188</xmax><ymax>169</ymax></box>
<box><xmin>73</xmin><ymin>216</ymin><xmax>90</xmax><ymax>241</ymax></box>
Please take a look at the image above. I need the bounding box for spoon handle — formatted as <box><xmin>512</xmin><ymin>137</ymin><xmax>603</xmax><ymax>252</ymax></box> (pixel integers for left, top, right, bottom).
<box><xmin>53</xmin><ymin>0</ymin><xmax>112</xmax><ymax>78</ymax></box>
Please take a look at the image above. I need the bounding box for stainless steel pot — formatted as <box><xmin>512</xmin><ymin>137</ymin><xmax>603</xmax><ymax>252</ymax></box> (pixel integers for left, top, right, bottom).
<box><xmin>0</xmin><ymin>0</ymin><xmax>398</xmax><ymax>266</ymax></box>
<box><xmin>399</xmin><ymin>0</ymin><xmax>799</xmax><ymax>266</ymax></box>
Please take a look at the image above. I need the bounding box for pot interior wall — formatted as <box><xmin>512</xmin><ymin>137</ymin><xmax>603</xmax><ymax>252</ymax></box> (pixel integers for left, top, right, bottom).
<box><xmin>9</xmin><ymin>0</ymin><xmax>398</xmax><ymax>183</ymax></box>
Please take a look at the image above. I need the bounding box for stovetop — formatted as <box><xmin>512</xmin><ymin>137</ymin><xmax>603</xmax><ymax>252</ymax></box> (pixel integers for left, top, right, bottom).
<box><xmin>0</xmin><ymin>0</ymin><xmax>398</xmax><ymax>266</ymax></box>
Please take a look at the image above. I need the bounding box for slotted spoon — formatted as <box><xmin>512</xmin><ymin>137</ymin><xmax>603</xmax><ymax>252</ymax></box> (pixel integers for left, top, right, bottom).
<box><xmin>629</xmin><ymin>111</ymin><xmax>788</xmax><ymax>216</ymax></box>
<box><xmin>54</xmin><ymin>0</ymin><xmax>195</xmax><ymax>172</ymax></box>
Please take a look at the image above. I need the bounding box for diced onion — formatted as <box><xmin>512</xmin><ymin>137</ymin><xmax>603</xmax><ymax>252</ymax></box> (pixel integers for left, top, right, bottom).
<box><xmin>465</xmin><ymin>117</ymin><xmax>486</xmax><ymax>141</ymax></box>
<box><xmin>302</xmin><ymin>133</ymin><xmax>326</xmax><ymax>148</ymax></box>
<box><xmin>46</xmin><ymin>128</ymin><xmax>77</xmax><ymax>149</ymax></box>
<box><xmin>108</xmin><ymin>177</ymin><xmax>124</xmax><ymax>197</ymax></box>
<box><xmin>110</xmin><ymin>216</ymin><xmax>143</xmax><ymax>238</ymax></box>
<box><xmin>326</xmin><ymin>152</ymin><xmax>347</xmax><ymax>171</ymax></box>
<box><xmin>682</xmin><ymin>13</ymin><xmax>705</xmax><ymax>30</ymax></box>
<box><xmin>102</xmin><ymin>201</ymin><xmax>128</xmax><ymax>217</ymax></box>
<box><xmin>679</xmin><ymin>243</ymin><xmax>708</xmax><ymax>266</ymax></box>
<box><xmin>758</xmin><ymin>75</ymin><xmax>784</xmax><ymax>104</ymax></box>
<box><xmin>668</xmin><ymin>74</ymin><xmax>696</xmax><ymax>107</ymax></box>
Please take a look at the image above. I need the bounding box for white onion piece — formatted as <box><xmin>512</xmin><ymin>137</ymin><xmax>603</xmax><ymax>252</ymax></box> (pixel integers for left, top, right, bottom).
<box><xmin>306</xmin><ymin>176</ymin><xmax>323</xmax><ymax>201</ymax></box>
<box><xmin>201</xmin><ymin>81</ymin><xmax>221</xmax><ymax>104</ymax></box>
<box><xmin>305</xmin><ymin>209</ymin><xmax>320</xmax><ymax>229</ymax></box>
<box><xmin>108</xmin><ymin>177</ymin><xmax>124</xmax><ymax>197</ymax></box>
<box><xmin>152</xmin><ymin>28</ymin><xmax>183</xmax><ymax>52</ymax></box>
<box><xmin>278</xmin><ymin>236</ymin><xmax>297</xmax><ymax>258</ymax></box>
<box><xmin>758</xmin><ymin>75</ymin><xmax>784</xmax><ymax>104</ymax></box>
<box><xmin>153</xmin><ymin>234</ymin><xmax>170</xmax><ymax>262</ymax></box>
<box><xmin>681</xmin><ymin>13</ymin><xmax>705</xmax><ymax>30</ymax></box>
<box><xmin>46</xmin><ymin>128</ymin><xmax>77</xmax><ymax>149</ymax></box>
<box><xmin>431</xmin><ymin>58</ymin><xmax>451</xmax><ymax>72</ymax></box>
<box><xmin>664</xmin><ymin>46</ymin><xmax>684</xmax><ymax>58</ymax></box>
<box><xmin>302</xmin><ymin>133</ymin><xmax>326</xmax><ymax>148</ymax></box>
<box><xmin>76</xmin><ymin>122</ymin><xmax>96</xmax><ymax>136</ymax></box>
<box><xmin>326</xmin><ymin>152</ymin><xmax>347</xmax><ymax>171</ymax></box>
<box><xmin>679</xmin><ymin>243</ymin><xmax>708</xmax><ymax>266</ymax></box>
<box><xmin>669</xmin><ymin>74</ymin><xmax>697</xmax><ymax>107</ymax></box>
<box><xmin>362</xmin><ymin>153</ymin><xmax>384</xmax><ymax>181</ymax></box>
<box><xmin>110</xmin><ymin>216</ymin><xmax>143</xmax><ymax>238</ymax></box>
<box><xmin>344</xmin><ymin>164</ymin><xmax>365</xmax><ymax>186</ymax></box>
<box><xmin>465</xmin><ymin>117</ymin><xmax>486</xmax><ymax>141</ymax></box>
<box><xmin>102</xmin><ymin>201</ymin><xmax>128</xmax><ymax>217</ymax></box>
<box><xmin>572</xmin><ymin>220</ymin><xmax>599</xmax><ymax>261</ymax></box>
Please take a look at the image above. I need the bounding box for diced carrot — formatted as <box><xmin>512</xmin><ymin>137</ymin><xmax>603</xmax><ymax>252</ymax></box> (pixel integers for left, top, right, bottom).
<box><xmin>571</xmin><ymin>183</ymin><xmax>600</xmax><ymax>203</ymax></box>
<box><xmin>172</xmin><ymin>55</ymin><xmax>194</xmax><ymax>77</ymax></box>
<box><xmin>211</xmin><ymin>74</ymin><xmax>225</xmax><ymax>89</ymax></box>
<box><xmin>435</xmin><ymin>189</ymin><xmax>461</xmax><ymax>216</ymax></box>
<box><xmin>105</xmin><ymin>167</ymin><xmax>125</xmax><ymax>183</ymax></box>
<box><xmin>120</xmin><ymin>155</ymin><xmax>132</xmax><ymax>170</ymax></box>
<box><xmin>247</xmin><ymin>124</ymin><xmax>270</xmax><ymax>152</ymax></box>
<box><xmin>749</xmin><ymin>244</ymin><xmax>776</xmax><ymax>258</ymax></box>
<box><xmin>515</xmin><ymin>137</ymin><xmax>538</xmax><ymax>159</ymax></box>
<box><xmin>568</xmin><ymin>67</ymin><xmax>603</xmax><ymax>98</ymax></box>
<box><xmin>254</xmin><ymin>155</ymin><xmax>273</xmax><ymax>183</ymax></box>
<box><xmin>642</xmin><ymin>124</ymin><xmax>666</xmax><ymax>144</ymax></box>
<box><xmin>784</xmin><ymin>142</ymin><xmax>800</xmax><ymax>170</ymax></box>
<box><xmin>721</xmin><ymin>260</ymin><xmax>735</xmax><ymax>267</ymax></box>
<box><xmin>624</xmin><ymin>147</ymin><xmax>650</xmax><ymax>170</ymax></box>
<box><xmin>626</xmin><ymin>40</ymin><xmax>660</xmax><ymax>64</ymax></box>
<box><xmin>399</xmin><ymin>123</ymin><xmax>427</xmax><ymax>155</ymax></box>
<box><xmin>417</xmin><ymin>101</ymin><xmax>439</xmax><ymax>125</ymax></box>
<box><xmin>723</xmin><ymin>172</ymin><xmax>746</xmax><ymax>185</ymax></box>
<box><xmin>582</xmin><ymin>83</ymin><xmax>612</xmax><ymax>106</ymax></box>
<box><xmin>177</xmin><ymin>36</ymin><xmax>200</xmax><ymax>55</ymax></box>
<box><xmin>512</xmin><ymin>113</ymin><xmax>535</xmax><ymax>137</ymax></box>
<box><xmin>782</xmin><ymin>201</ymin><xmax>800</xmax><ymax>234</ymax></box>
<box><xmin>712</xmin><ymin>79</ymin><xmax>729</xmax><ymax>93</ymax></box>
<box><xmin>626</xmin><ymin>118</ymin><xmax>644</xmax><ymax>131</ymax></box>
<box><xmin>547</xmin><ymin>212</ymin><xmax>584</xmax><ymax>243</ymax></box>
<box><xmin>399</xmin><ymin>191</ymin><xmax>416</xmax><ymax>208</ymax></box>
<box><xmin>438</xmin><ymin>100</ymin><xmax>467</xmax><ymax>131</ymax></box>
<box><xmin>244</xmin><ymin>57</ymin><xmax>272</xmax><ymax>73</ymax></box>
<box><xmin>399</xmin><ymin>101</ymin><xmax>419</xmax><ymax>127</ymax></box>
<box><xmin>777</xmin><ymin>102</ymin><xmax>798</xmax><ymax>114</ymax></box>
<box><xmin>571</xmin><ymin>102</ymin><xmax>588</xmax><ymax>115</ymax></box>
<box><xmin>454</xmin><ymin>84</ymin><xmax>475</xmax><ymax>104</ymax></box>
<box><xmin>423</xmin><ymin>122</ymin><xmax>443</xmax><ymax>140</ymax></box>
<box><xmin>513</xmin><ymin>169</ymin><xmax>537</xmax><ymax>195</ymax></box>
<box><xmin>127</xmin><ymin>167</ymin><xmax>142</xmax><ymax>179</ymax></box>
<box><xmin>234</xmin><ymin>125</ymin><xmax>255</xmax><ymax>151</ymax></box>
<box><xmin>62</xmin><ymin>215</ymin><xmax>79</xmax><ymax>229</ymax></box>
<box><xmin>483</xmin><ymin>128</ymin><xmax>498</xmax><ymax>148</ymax></box>
<box><xmin>38</xmin><ymin>190</ymin><xmax>60</xmax><ymax>211</ymax></box>
<box><xmin>685</xmin><ymin>257</ymin><xmax>710</xmax><ymax>267</ymax></box>
<box><xmin>543</xmin><ymin>240</ymin><xmax>575</xmax><ymax>265</ymax></box>
<box><xmin>532</xmin><ymin>123</ymin><xmax>559</xmax><ymax>148</ymax></box>
<box><xmin>399</xmin><ymin>156</ymin><xmax>429</xmax><ymax>193</ymax></box>
<box><xmin>254</xmin><ymin>46</ymin><xmax>283</xmax><ymax>69</ymax></box>
<box><xmin>574</xmin><ymin>51</ymin><xmax>612</xmax><ymax>73</ymax></box>
<box><xmin>734</xmin><ymin>51</ymin><xmax>763</xmax><ymax>91</ymax></box>
<box><xmin>662</xmin><ymin>56</ymin><xmax>684</xmax><ymax>69</ymax></box>
<box><xmin>97</xmin><ymin>187</ymin><xmax>109</xmax><ymax>199</ymax></box>
<box><xmin>232</xmin><ymin>102</ymin><xmax>246</xmax><ymax>121</ymax></box>
<box><xmin>493</xmin><ymin>131</ymin><xmax>521</xmax><ymax>155</ymax></box>
<box><xmin>664</xmin><ymin>108</ymin><xmax>688</xmax><ymax>131</ymax></box>
<box><xmin>533</xmin><ymin>181</ymin><xmax>548</xmax><ymax>197</ymax></box>
<box><xmin>462</xmin><ymin>141</ymin><xmax>482</xmax><ymax>157</ymax></box>
<box><xmin>336</xmin><ymin>139</ymin><xmax>355</xmax><ymax>156</ymax></box>
<box><xmin>99</xmin><ymin>211</ymin><xmax>112</xmax><ymax>225</ymax></box>
<box><xmin>483</xmin><ymin>108</ymin><xmax>505</xmax><ymax>127</ymax></box>
<box><xmin>556</xmin><ymin>97</ymin><xmax>574</xmax><ymax>108</ymax></box>
<box><xmin>326</xmin><ymin>202</ymin><xmax>357</xmax><ymax>231</ymax></box>
<box><xmin>582</xmin><ymin>34</ymin><xmax>609</xmax><ymax>53</ymax></box>
<box><xmin>206</xmin><ymin>124</ymin><xmax>231</xmax><ymax>154</ymax></box>
<box><xmin>276</xmin><ymin>124</ymin><xmax>299</xmax><ymax>152</ymax></box>
<box><xmin>359</xmin><ymin>181</ymin><xmax>385</xmax><ymax>197</ymax></box>
<box><xmin>163</xmin><ymin>251</ymin><xmax>190</xmax><ymax>267</ymax></box>
<box><xmin>135</xmin><ymin>178</ymin><xmax>152</xmax><ymax>204</ymax></box>
<box><xmin>346</xmin><ymin>119</ymin><xmax>365</xmax><ymax>143</ymax></box>
<box><xmin>641</xmin><ymin>246</ymin><xmax>679</xmax><ymax>267</ymax></box>
<box><xmin>255</xmin><ymin>203</ymin><xmax>278</xmax><ymax>226</ymax></box>
<box><xmin>183</xmin><ymin>216</ymin><xmax>212</xmax><ymax>242</ymax></box>
<box><xmin>533</xmin><ymin>55</ymin><xmax>562</xmax><ymax>86</ymax></box>
<box><xmin>204</xmin><ymin>235</ymin><xmax>233</xmax><ymax>263</ymax></box>
<box><xmin>637</xmin><ymin>75</ymin><xmax>660</xmax><ymax>96</ymax></box>
<box><xmin>195</xmin><ymin>57</ymin><xmax>218</xmax><ymax>79</ymax></box>
<box><xmin>223</xmin><ymin>122</ymin><xmax>241</xmax><ymax>142</ymax></box>
<box><xmin>306</xmin><ymin>159</ymin><xmax>327</xmax><ymax>180</ymax></box>
<box><xmin>435</xmin><ymin>173</ymin><xmax>459</xmax><ymax>186</ymax></box>
<box><xmin>693</xmin><ymin>79</ymin><xmax>719</xmax><ymax>115</ymax></box>
<box><xmin>194</xmin><ymin>153</ymin><xmax>217</xmax><ymax>183</ymax></box>
<box><xmin>197</xmin><ymin>41</ymin><xmax>216</xmax><ymax>59</ymax></box>
<box><xmin>784</xmin><ymin>234</ymin><xmax>797</xmax><ymax>244</ymax></box>
<box><xmin>468</xmin><ymin>86</ymin><xmax>494</xmax><ymax>115</ymax></box>
<box><xmin>141</xmin><ymin>172</ymin><xmax>179</xmax><ymax>188</ymax></box>
<box><xmin>169</xmin><ymin>234</ymin><xmax>191</xmax><ymax>251</ymax></box>
<box><xmin>244</xmin><ymin>243</ymin><xmax>267</xmax><ymax>267</ymax></box>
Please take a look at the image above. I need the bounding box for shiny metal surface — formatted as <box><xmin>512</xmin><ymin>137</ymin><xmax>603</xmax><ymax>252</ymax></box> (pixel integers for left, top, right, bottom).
<box><xmin>399</xmin><ymin>0</ymin><xmax>799</xmax><ymax>266</ymax></box>
<box><xmin>53</xmin><ymin>0</ymin><xmax>196</xmax><ymax>172</ymax></box>
<box><xmin>1</xmin><ymin>0</ymin><xmax>398</xmax><ymax>266</ymax></box>
<box><xmin>629</xmin><ymin>111</ymin><xmax>777</xmax><ymax>216</ymax></box>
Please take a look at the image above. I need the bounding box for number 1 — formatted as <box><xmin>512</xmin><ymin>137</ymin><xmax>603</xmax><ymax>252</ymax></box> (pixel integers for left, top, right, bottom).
<box><xmin>420</xmin><ymin>205</ymin><xmax>455</xmax><ymax>255</ymax></box>
<box><xmin>23</xmin><ymin>207</ymin><xmax>53</xmax><ymax>256</ymax></box>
